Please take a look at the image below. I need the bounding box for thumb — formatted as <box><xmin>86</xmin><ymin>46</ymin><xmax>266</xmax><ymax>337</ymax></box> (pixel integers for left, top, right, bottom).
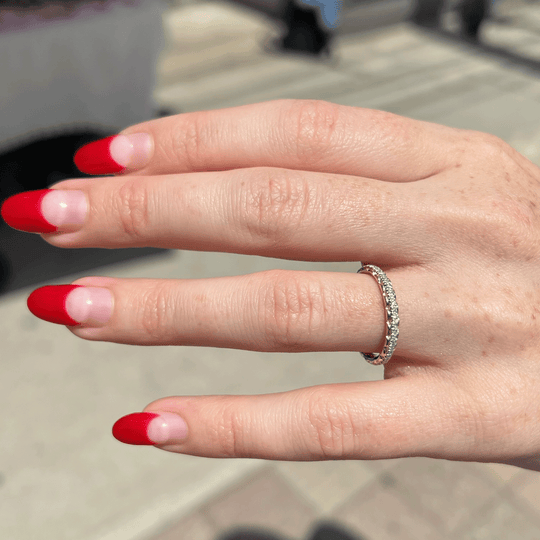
<box><xmin>112</xmin><ymin>377</ymin><xmax>459</xmax><ymax>461</ymax></box>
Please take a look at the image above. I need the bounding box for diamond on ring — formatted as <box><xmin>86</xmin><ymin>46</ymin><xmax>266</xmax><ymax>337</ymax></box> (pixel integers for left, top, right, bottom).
<box><xmin>357</xmin><ymin>263</ymin><xmax>400</xmax><ymax>366</ymax></box>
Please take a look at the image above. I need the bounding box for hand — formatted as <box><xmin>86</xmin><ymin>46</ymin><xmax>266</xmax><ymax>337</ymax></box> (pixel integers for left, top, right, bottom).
<box><xmin>3</xmin><ymin>99</ymin><xmax>540</xmax><ymax>468</ymax></box>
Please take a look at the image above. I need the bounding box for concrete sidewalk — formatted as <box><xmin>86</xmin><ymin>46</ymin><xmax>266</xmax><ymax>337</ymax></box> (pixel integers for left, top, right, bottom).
<box><xmin>3</xmin><ymin>1</ymin><xmax>540</xmax><ymax>540</ymax></box>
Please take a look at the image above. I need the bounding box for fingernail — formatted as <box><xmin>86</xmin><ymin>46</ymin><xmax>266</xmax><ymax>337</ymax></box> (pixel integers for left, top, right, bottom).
<box><xmin>27</xmin><ymin>285</ymin><xmax>113</xmax><ymax>326</ymax></box>
<box><xmin>1</xmin><ymin>189</ymin><xmax>87</xmax><ymax>233</ymax></box>
<box><xmin>74</xmin><ymin>133</ymin><xmax>153</xmax><ymax>175</ymax></box>
<box><xmin>112</xmin><ymin>412</ymin><xmax>188</xmax><ymax>445</ymax></box>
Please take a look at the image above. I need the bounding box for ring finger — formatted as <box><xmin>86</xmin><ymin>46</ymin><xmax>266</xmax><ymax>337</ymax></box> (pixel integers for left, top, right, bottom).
<box><xmin>26</xmin><ymin>269</ymin><xmax>423</xmax><ymax>357</ymax></box>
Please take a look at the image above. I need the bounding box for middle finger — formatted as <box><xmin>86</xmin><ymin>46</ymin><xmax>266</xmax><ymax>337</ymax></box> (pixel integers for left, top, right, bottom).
<box><xmin>23</xmin><ymin>168</ymin><xmax>438</xmax><ymax>264</ymax></box>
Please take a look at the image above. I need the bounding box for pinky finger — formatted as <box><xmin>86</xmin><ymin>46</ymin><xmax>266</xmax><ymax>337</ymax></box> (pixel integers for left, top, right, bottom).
<box><xmin>113</xmin><ymin>377</ymin><xmax>467</xmax><ymax>462</ymax></box>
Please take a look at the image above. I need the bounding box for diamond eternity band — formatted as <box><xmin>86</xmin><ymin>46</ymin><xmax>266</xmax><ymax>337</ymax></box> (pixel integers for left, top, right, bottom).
<box><xmin>357</xmin><ymin>264</ymin><xmax>400</xmax><ymax>366</ymax></box>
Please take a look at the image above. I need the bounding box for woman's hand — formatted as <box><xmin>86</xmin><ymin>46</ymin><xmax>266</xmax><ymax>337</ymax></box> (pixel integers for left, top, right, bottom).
<box><xmin>3</xmin><ymin>99</ymin><xmax>540</xmax><ymax>468</ymax></box>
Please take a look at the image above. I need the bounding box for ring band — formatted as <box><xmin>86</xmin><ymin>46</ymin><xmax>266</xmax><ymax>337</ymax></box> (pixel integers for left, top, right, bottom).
<box><xmin>357</xmin><ymin>264</ymin><xmax>400</xmax><ymax>365</ymax></box>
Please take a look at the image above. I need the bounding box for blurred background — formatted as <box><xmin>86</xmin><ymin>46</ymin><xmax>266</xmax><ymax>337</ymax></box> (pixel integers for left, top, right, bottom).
<box><xmin>2</xmin><ymin>0</ymin><xmax>540</xmax><ymax>539</ymax></box>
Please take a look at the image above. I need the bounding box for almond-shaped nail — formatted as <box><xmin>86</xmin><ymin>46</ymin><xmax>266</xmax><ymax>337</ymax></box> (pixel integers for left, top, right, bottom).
<box><xmin>112</xmin><ymin>412</ymin><xmax>188</xmax><ymax>445</ymax></box>
<box><xmin>1</xmin><ymin>189</ymin><xmax>87</xmax><ymax>233</ymax></box>
<box><xmin>74</xmin><ymin>133</ymin><xmax>153</xmax><ymax>175</ymax></box>
<box><xmin>27</xmin><ymin>285</ymin><xmax>113</xmax><ymax>326</ymax></box>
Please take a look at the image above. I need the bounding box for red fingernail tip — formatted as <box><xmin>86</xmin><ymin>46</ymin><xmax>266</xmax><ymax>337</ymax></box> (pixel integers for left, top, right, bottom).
<box><xmin>1</xmin><ymin>189</ymin><xmax>57</xmax><ymax>233</ymax></box>
<box><xmin>27</xmin><ymin>285</ymin><xmax>81</xmax><ymax>326</ymax></box>
<box><xmin>112</xmin><ymin>413</ymin><xmax>159</xmax><ymax>445</ymax></box>
<box><xmin>74</xmin><ymin>136</ymin><xmax>124</xmax><ymax>175</ymax></box>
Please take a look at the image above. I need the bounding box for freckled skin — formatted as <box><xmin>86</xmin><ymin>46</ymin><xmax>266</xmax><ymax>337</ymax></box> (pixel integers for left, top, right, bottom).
<box><xmin>10</xmin><ymin>100</ymin><xmax>540</xmax><ymax>468</ymax></box>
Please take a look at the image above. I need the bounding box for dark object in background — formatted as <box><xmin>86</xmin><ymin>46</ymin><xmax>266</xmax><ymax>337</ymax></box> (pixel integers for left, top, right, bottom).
<box><xmin>219</xmin><ymin>521</ymin><xmax>365</xmax><ymax>540</ymax></box>
<box><xmin>230</xmin><ymin>0</ymin><xmax>332</xmax><ymax>57</ymax></box>
<box><xmin>310</xmin><ymin>522</ymin><xmax>366</xmax><ymax>540</ymax></box>
<box><xmin>275</xmin><ymin>0</ymin><xmax>333</xmax><ymax>56</ymax></box>
<box><xmin>0</xmin><ymin>131</ymin><xmax>169</xmax><ymax>295</ymax></box>
<box><xmin>0</xmin><ymin>131</ymin><xmax>105</xmax><ymax>295</ymax></box>
<box><xmin>411</xmin><ymin>0</ymin><xmax>445</xmax><ymax>28</ymax></box>
<box><xmin>0</xmin><ymin>131</ymin><xmax>105</xmax><ymax>202</ymax></box>
<box><xmin>0</xmin><ymin>1</ymin><xmax>171</xmax><ymax>294</ymax></box>
<box><xmin>458</xmin><ymin>0</ymin><xmax>490</xmax><ymax>40</ymax></box>
<box><xmin>411</xmin><ymin>0</ymin><xmax>490</xmax><ymax>40</ymax></box>
<box><xmin>220</xmin><ymin>530</ymin><xmax>288</xmax><ymax>540</ymax></box>
<box><xmin>0</xmin><ymin>250</ymin><xmax>11</xmax><ymax>292</ymax></box>
<box><xmin>231</xmin><ymin>0</ymin><xmax>289</xmax><ymax>22</ymax></box>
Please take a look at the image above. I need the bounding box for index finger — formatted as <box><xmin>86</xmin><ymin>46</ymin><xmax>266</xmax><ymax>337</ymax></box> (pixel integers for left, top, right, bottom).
<box><xmin>76</xmin><ymin>99</ymin><xmax>464</xmax><ymax>181</ymax></box>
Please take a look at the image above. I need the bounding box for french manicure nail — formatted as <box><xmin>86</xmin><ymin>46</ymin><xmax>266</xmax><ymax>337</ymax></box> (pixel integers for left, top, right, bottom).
<box><xmin>112</xmin><ymin>412</ymin><xmax>188</xmax><ymax>445</ymax></box>
<box><xmin>1</xmin><ymin>189</ymin><xmax>87</xmax><ymax>233</ymax></box>
<box><xmin>27</xmin><ymin>285</ymin><xmax>113</xmax><ymax>326</ymax></box>
<box><xmin>74</xmin><ymin>133</ymin><xmax>153</xmax><ymax>175</ymax></box>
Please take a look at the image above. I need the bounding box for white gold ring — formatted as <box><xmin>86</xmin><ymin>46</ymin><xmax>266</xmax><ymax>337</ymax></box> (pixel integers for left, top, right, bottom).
<box><xmin>357</xmin><ymin>264</ymin><xmax>400</xmax><ymax>366</ymax></box>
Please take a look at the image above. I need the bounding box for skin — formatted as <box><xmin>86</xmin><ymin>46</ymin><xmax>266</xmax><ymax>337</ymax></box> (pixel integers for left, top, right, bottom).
<box><xmin>43</xmin><ymin>99</ymin><xmax>540</xmax><ymax>468</ymax></box>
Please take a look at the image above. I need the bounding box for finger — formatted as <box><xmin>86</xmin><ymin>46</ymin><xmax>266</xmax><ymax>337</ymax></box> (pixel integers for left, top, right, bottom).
<box><xmin>26</xmin><ymin>270</ymin><xmax>418</xmax><ymax>357</ymax></box>
<box><xmin>74</xmin><ymin>99</ymin><xmax>464</xmax><ymax>181</ymax></box>
<box><xmin>111</xmin><ymin>377</ymin><xmax>493</xmax><ymax>461</ymax></box>
<box><xmin>18</xmin><ymin>169</ymin><xmax>438</xmax><ymax>264</ymax></box>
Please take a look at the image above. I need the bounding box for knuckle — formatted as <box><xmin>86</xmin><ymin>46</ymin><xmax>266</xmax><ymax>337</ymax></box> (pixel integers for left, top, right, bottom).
<box><xmin>499</xmin><ymin>288</ymin><xmax>540</xmax><ymax>351</ymax></box>
<box><xmin>461</xmin><ymin>131</ymin><xmax>517</xmax><ymax>175</ymax></box>
<box><xmin>116</xmin><ymin>180</ymin><xmax>151</xmax><ymax>240</ymax></box>
<box><xmin>213</xmin><ymin>401</ymin><xmax>245</xmax><ymax>458</ymax></box>
<box><xmin>488</xmin><ymin>202</ymin><xmax>540</xmax><ymax>261</ymax></box>
<box><xmin>304</xmin><ymin>391</ymin><xmax>358</xmax><ymax>459</ymax></box>
<box><xmin>259</xmin><ymin>270</ymin><xmax>329</xmax><ymax>351</ymax></box>
<box><xmin>460</xmin><ymin>198</ymin><xmax>539</xmax><ymax>262</ymax></box>
<box><xmin>455</xmin><ymin>377</ymin><xmax>535</xmax><ymax>456</ymax></box>
<box><xmin>138</xmin><ymin>283</ymin><xmax>173</xmax><ymax>340</ymax></box>
<box><xmin>242</xmin><ymin>169</ymin><xmax>315</xmax><ymax>245</ymax></box>
<box><xmin>467</xmin><ymin>131</ymin><xmax>526</xmax><ymax>175</ymax></box>
<box><xmin>472</xmin><ymin>131</ymin><xmax>510</xmax><ymax>159</ymax></box>
<box><xmin>444</xmin><ymin>132</ymin><xmax>540</xmax><ymax>261</ymax></box>
<box><xmin>174</xmin><ymin>111</ymin><xmax>213</xmax><ymax>170</ymax></box>
<box><xmin>444</xmin><ymin>282</ymin><xmax>540</xmax><ymax>359</ymax></box>
<box><xmin>286</xmin><ymin>100</ymin><xmax>342</xmax><ymax>162</ymax></box>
